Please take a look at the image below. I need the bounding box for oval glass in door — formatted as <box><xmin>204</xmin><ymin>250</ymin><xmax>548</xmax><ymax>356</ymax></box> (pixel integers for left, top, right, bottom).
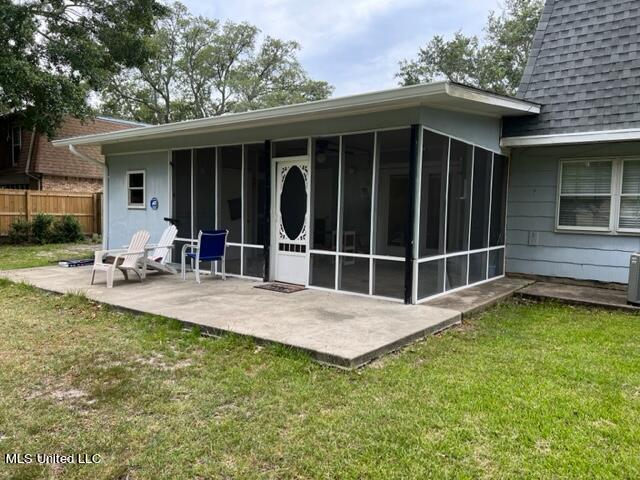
<box><xmin>280</xmin><ymin>165</ymin><xmax>307</xmax><ymax>241</ymax></box>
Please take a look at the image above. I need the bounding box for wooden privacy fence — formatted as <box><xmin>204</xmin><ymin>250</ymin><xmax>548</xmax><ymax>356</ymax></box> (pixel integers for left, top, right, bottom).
<box><xmin>0</xmin><ymin>189</ymin><xmax>102</xmax><ymax>236</ymax></box>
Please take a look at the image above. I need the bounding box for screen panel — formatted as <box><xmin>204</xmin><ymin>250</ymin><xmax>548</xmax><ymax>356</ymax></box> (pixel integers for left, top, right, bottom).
<box><xmin>490</xmin><ymin>155</ymin><xmax>508</xmax><ymax>246</ymax></box>
<box><xmin>419</xmin><ymin>130</ymin><xmax>449</xmax><ymax>258</ymax></box>
<box><xmin>446</xmin><ymin>140</ymin><xmax>472</xmax><ymax>254</ymax></box>
<box><xmin>172</xmin><ymin>150</ymin><xmax>192</xmax><ymax>240</ymax></box>
<box><xmin>374</xmin><ymin>129</ymin><xmax>411</xmax><ymax>257</ymax></box>
<box><xmin>312</xmin><ymin>137</ymin><xmax>340</xmax><ymax>251</ymax></box>
<box><xmin>218</xmin><ymin>145</ymin><xmax>242</xmax><ymax>243</ymax></box>
<box><xmin>340</xmin><ymin>133</ymin><xmax>374</xmax><ymax>254</ymax></box>
<box><xmin>194</xmin><ymin>147</ymin><xmax>216</xmax><ymax>235</ymax></box>
<box><xmin>470</xmin><ymin>148</ymin><xmax>492</xmax><ymax>250</ymax></box>
<box><xmin>244</xmin><ymin>144</ymin><xmax>267</xmax><ymax>245</ymax></box>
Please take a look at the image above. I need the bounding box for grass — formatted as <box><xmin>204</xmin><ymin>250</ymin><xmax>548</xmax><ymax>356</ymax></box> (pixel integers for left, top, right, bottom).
<box><xmin>0</xmin><ymin>242</ymin><xmax>97</xmax><ymax>270</ymax></box>
<box><xmin>0</xmin><ymin>254</ymin><xmax>639</xmax><ymax>478</ymax></box>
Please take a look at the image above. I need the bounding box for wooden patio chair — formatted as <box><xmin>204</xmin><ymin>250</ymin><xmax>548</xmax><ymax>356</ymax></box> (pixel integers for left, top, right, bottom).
<box><xmin>141</xmin><ymin>224</ymin><xmax>178</xmax><ymax>277</ymax></box>
<box><xmin>181</xmin><ymin>230</ymin><xmax>228</xmax><ymax>283</ymax></box>
<box><xmin>91</xmin><ymin>230</ymin><xmax>150</xmax><ymax>288</ymax></box>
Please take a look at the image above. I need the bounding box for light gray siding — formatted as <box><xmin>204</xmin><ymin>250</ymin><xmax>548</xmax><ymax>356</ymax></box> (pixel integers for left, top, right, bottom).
<box><xmin>420</xmin><ymin>107</ymin><xmax>502</xmax><ymax>152</ymax></box>
<box><xmin>106</xmin><ymin>151</ymin><xmax>170</xmax><ymax>249</ymax></box>
<box><xmin>506</xmin><ymin>141</ymin><xmax>640</xmax><ymax>284</ymax></box>
<box><xmin>102</xmin><ymin>106</ymin><xmax>502</xmax><ymax>156</ymax></box>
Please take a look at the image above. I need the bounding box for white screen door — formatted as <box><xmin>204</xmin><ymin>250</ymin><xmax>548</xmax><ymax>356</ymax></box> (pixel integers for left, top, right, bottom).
<box><xmin>274</xmin><ymin>158</ymin><xmax>309</xmax><ymax>284</ymax></box>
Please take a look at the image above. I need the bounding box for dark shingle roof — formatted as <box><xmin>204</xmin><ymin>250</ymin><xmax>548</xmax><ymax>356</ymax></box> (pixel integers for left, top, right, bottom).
<box><xmin>503</xmin><ymin>0</ymin><xmax>640</xmax><ymax>137</ymax></box>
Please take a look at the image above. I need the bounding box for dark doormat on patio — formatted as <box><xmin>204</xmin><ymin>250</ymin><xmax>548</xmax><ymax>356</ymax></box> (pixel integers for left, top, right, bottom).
<box><xmin>254</xmin><ymin>283</ymin><xmax>306</xmax><ymax>294</ymax></box>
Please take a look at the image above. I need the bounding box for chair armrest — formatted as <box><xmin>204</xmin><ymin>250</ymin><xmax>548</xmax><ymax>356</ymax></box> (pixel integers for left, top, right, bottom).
<box><xmin>117</xmin><ymin>250</ymin><xmax>147</xmax><ymax>257</ymax></box>
<box><xmin>144</xmin><ymin>244</ymin><xmax>174</xmax><ymax>257</ymax></box>
<box><xmin>147</xmin><ymin>243</ymin><xmax>174</xmax><ymax>251</ymax></box>
<box><xmin>94</xmin><ymin>248</ymin><xmax>127</xmax><ymax>263</ymax></box>
<box><xmin>97</xmin><ymin>248</ymin><xmax>127</xmax><ymax>255</ymax></box>
<box><xmin>181</xmin><ymin>243</ymin><xmax>199</xmax><ymax>255</ymax></box>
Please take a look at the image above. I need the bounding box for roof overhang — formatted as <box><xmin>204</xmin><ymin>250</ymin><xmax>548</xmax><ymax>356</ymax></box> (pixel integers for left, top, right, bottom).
<box><xmin>501</xmin><ymin>128</ymin><xmax>640</xmax><ymax>148</ymax></box>
<box><xmin>53</xmin><ymin>82</ymin><xmax>540</xmax><ymax>148</ymax></box>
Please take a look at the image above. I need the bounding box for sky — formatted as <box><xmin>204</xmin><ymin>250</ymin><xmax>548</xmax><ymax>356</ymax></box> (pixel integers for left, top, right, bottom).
<box><xmin>181</xmin><ymin>0</ymin><xmax>503</xmax><ymax>97</ymax></box>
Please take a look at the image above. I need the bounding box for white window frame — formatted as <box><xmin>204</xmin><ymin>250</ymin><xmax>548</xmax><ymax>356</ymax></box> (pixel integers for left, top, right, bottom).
<box><xmin>617</xmin><ymin>158</ymin><xmax>640</xmax><ymax>233</ymax></box>
<box><xmin>11</xmin><ymin>126</ymin><xmax>21</xmax><ymax>166</ymax></box>
<box><xmin>556</xmin><ymin>157</ymin><xmax>640</xmax><ymax>234</ymax></box>
<box><xmin>127</xmin><ymin>170</ymin><xmax>146</xmax><ymax>209</ymax></box>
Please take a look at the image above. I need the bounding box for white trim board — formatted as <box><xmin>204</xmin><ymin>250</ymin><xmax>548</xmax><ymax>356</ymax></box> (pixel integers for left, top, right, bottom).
<box><xmin>502</xmin><ymin>128</ymin><xmax>640</xmax><ymax>147</ymax></box>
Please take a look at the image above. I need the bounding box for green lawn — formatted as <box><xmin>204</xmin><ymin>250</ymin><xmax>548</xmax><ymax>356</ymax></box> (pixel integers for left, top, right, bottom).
<box><xmin>0</xmin><ymin>251</ymin><xmax>639</xmax><ymax>478</ymax></box>
<box><xmin>0</xmin><ymin>242</ymin><xmax>97</xmax><ymax>270</ymax></box>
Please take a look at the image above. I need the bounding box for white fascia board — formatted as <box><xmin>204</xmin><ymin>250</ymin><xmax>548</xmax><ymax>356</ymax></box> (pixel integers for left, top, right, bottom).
<box><xmin>501</xmin><ymin>128</ymin><xmax>640</xmax><ymax>147</ymax></box>
<box><xmin>445</xmin><ymin>83</ymin><xmax>540</xmax><ymax>115</ymax></box>
<box><xmin>53</xmin><ymin>81</ymin><xmax>539</xmax><ymax>147</ymax></box>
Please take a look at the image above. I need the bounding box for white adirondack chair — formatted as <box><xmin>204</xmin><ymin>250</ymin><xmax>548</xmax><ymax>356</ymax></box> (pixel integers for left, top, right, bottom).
<box><xmin>91</xmin><ymin>230</ymin><xmax>150</xmax><ymax>288</ymax></box>
<box><xmin>141</xmin><ymin>225</ymin><xmax>178</xmax><ymax>276</ymax></box>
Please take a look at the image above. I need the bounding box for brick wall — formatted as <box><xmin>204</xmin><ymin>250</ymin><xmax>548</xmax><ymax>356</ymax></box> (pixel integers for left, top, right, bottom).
<box><xmin>0</xmin><ymin>116</ymin><xmax>138</xmax><ymax>191</ymax></box>
<box><xmin>41</xmin><ymin>175</ymin><xmax>103</xmax><ymax>193</ymax></box>
<box><xmin>34</xmin><ymin>117</ymin><xmax>135</xmax><ymax>179</ymax></box>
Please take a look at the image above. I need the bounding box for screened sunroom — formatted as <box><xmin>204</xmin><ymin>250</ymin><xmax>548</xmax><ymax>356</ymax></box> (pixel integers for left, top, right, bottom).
<box><xmin>54</xmin><ymin>82</ymin><xmax>537</xmax><ymax>305</ymax></box>
<box><xmin>165</xmin><ymin>126</ymin><xmax>508</xmax><ymax>304</ymax></box>
<box><xmin>308</xmin><ymin>127</ymin><xmax>508</xmax><ymax>303</ymax></box>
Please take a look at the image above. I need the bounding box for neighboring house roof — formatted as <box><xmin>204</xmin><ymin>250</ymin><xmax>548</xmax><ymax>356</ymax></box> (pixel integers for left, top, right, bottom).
<box><xmin>52</xmin><ymin>81</ymin><xmax>540</xmax><ymax>148</ymax></box>
<box><xmin>95</xmin><ymin>116</ymin><xmax>150</xmax><ymax>128</ymax></box>
<box><xmin>503</xmin><ymin>0</ymin><xmax>640</xmax><ymax>140</ymax></box>
<box><xmin>0</xmin><ymin>115</ymin><xmax>139</xmax><ymax>180</ymax></box>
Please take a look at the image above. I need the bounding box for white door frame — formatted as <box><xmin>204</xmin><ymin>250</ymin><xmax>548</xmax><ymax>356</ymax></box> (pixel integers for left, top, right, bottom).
<box><xmin>270</xmin><ymin>154</ymin><xmax>311</xmax><ymax>284</ymax></box>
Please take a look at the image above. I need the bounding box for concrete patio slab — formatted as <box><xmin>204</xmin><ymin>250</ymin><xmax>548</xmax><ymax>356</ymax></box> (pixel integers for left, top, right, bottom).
<box><xmin>517</xmin><ymin>281</ymin><xmax>640</xmax><ymax>312</ymax></box>
<box><xmin>423</xmin><ymin>277</ymin><xmax>534</xmax><ymax>318</ymax></box>
<box><xmin>0</xmin><ymin>266</ymin><xmax>461</xmax><ymax>368</ymax></box>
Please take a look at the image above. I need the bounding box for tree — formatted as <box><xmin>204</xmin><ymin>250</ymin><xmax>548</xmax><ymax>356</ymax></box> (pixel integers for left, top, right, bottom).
<box><xmin>101</xmin><ymin>2</ymin><xmax>333</xmax><ymax>124</ymax></box>
<box><xmin>397</xmin><ymin>0</ymin><xmax>543</xmax><ymax>96</ymax></box>
<box><xmin>0</xmin><ymin>0</ymin><xmax>167</xmax><ymax>136</ymax></box>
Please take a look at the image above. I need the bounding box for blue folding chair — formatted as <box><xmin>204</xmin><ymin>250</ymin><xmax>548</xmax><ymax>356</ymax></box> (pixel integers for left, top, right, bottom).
<box><xmin>181</xmin><ymin>229</ymin><xmax>228</xmax><ymax>283</ymax></box>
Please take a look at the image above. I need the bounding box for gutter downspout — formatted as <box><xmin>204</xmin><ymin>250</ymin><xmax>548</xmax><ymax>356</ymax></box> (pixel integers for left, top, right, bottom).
<box><xmin>24</xmin><ymin>128</ymin><xmax>41</xmax><ymax>189</ymax></box>
<box><xmin>68</xmin><ymin>145</ymin><xmax>108</xmax><ymax>249</ymax></box>
<box><xmin>68</xmin><ymin>144</ymin><xmax>104</xmax><ymax>167</ymax></box>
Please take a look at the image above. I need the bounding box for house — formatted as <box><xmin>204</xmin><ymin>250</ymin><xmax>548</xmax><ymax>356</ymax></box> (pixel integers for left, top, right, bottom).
<box><xmin>0</xmin><ymin>115</ymin><xmax>143</xmax><ymax>191</ymax></box>
<box><xmin>502</xmin><ymin>0</ymin><xmax>640</xmax><ymax>285</ymax></box>
<box><xmin>52</xmin><ymin>0</ymin><xmax>640</xmax><ymax>303</ymax></box>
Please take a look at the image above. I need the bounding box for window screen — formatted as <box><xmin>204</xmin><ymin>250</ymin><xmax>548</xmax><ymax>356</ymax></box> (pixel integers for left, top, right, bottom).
<box><xmin>244</xmin><ymin>143</ymin><xmax>267</xmax><ymax>245</ymax></box>
<box><xmin>489</xmin><ymin>154</ymin><xmax>508</xmax><ymax>246</ymax></box>
<box><xmin>619</xmin><ymin>160</ymin><xmax>640</xmax><ymax>230</ymax></box>
<box><xmin>558</xmin><ymin>161</ymin><xmax>612</xmax><ymax>228</ymax></box>
<box><xmin>470</xmin><ymin>148</ymin><xmax>492</xmax><ymax>249</ymax></box>
<box><xmin>11</xmin><ymin>127</ymin><xmax>21</xmax><ymax>165</ymax></box>
<box><xmin>446</xmin><ymin>140</ymin><xmax>472</xmax><ymax>253</ymax></box>
<box><xmin>218</xmin><ymin>145</ymin><xmax>242</xmax><ymax>242</ymax></box>
<box><xmin>419</xmin><ymin>130</ymin><xmax>448</xmax><ymax>258</ymax></box>
<box><xmin>374</xmin><ymin>129</ymin><xmax>410</xmax><ymax>256</ymax></box>
<box><xmin>312</xmin><ymin>137</ymin><xmax>339</xmax><ymax>250</ymax></box>
<box><xmin>340</xmin><ymin>133</ymin><xmax>374</xmax><ymax>254</ymax></box>
<box><xmin>194</xmin><ymin>148</ymin><xmax>216</xmax><ymax>234</ymax></box>
<box><xmin>127</xmin><ymin>171</ymin><xmax>145</xmax><ymax>208</ymax></box>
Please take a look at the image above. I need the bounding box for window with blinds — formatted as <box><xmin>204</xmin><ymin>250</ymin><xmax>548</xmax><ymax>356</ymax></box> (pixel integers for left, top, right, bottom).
<box><xmin>619</xmin><ymin>160</ymin><xmax>640</xmax><ymax>230</ymax></box>
<box><xmin>557</xmin><ymin>158</ymin><xmax>640</xmax><ymax>232</ymax></box>
<box><xmin>558</xmin><ymin>161</ymin><xmax>612</xmax><ymax>229</ymax></box>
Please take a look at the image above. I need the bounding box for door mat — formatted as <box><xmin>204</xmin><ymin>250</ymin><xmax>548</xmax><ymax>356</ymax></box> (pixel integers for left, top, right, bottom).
<box><xmin>254</xmin><ymin>283</ymin><xmax>306</xmax><ymax>294</ymax></box>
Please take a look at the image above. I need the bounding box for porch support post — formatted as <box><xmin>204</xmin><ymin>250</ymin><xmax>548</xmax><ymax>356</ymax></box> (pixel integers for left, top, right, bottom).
<box><xmin>404</xmin><ymin>124</ymin><xmax>420</xmax><ymax>304</ymax></box>
<box><xmin>262</xmin><ymin>140</ymin><xmax>272</xmax><ymax>282</ymax></box>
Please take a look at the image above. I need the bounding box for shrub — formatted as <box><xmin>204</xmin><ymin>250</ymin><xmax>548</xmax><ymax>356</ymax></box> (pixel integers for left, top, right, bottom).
<box><xmin>51</xmin><ymin>215</ymin><xmax>84</xmax><ymax>243</ymax></box>
<box><xmin>8</xmin><ymin>219</ymin><xmax>31</xmax><ymax>244</ymax></box>
<box><xmin>30</xmin><ymin>213</ymin><xmax>55</xmax><ymax>244</ymax></box>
